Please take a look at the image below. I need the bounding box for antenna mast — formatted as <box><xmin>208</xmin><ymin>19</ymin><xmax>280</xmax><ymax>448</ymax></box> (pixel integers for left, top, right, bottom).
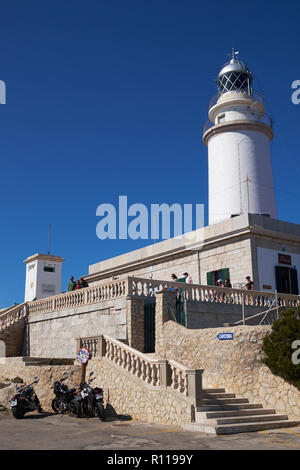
<box><xmin>48</xmin><ymin>224</ymin><xmax>51</xmax><ymax>255</ymax></box>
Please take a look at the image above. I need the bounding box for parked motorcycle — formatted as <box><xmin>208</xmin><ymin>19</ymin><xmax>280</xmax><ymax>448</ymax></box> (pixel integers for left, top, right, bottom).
<box><xmin>51</xmin><ymin>372</ymin><xmax>77</xmax><ymax>415</ymax></box>
<box><xmin>71</xmin><ymin>372</ymin><xmax>105</xmax><ymax>420</ymax></box>
<box><xmin>10</xmin><ymin>376</ymin><xmax>42</xmax><ymax>419</ymax></box>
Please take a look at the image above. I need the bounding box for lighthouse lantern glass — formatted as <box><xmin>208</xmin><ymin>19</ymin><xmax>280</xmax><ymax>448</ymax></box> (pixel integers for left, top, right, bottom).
<box><xmin>217</xmin><ymin>71</ymin><xmax>253</xmax><ymax>95</ymax></box>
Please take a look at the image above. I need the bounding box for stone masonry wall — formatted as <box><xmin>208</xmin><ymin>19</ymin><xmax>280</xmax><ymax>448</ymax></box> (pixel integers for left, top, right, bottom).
<box><xmin>89</xmin><ymin>236</ymin><xmax>254</xmax><ymax>290</ymax></box>
<box><xmin>86</xmin><ymin>358</ymin><xmax>193</xmax><ymax>426</ymax></box>
<box><xmin>155</xmin><ymin>321</ymin><xmax>300</xmax><ymax>420</ymax></box>
<box><xmin>0</xmin><ymin>357</ymin><xmax>81</xmax><ymax>412</ymax></box>
<box><xmin>89</xmin><ymin>252</ymin><xmax>200</xmax><ymax>288</ymax></box>
<box><xmin>0</xmin><ymin>320</ymin><xmax>25</xmax><ymax>357</ymax></box>
<box><xmin>27</xmin><ymin>298</ymin><xmax>127</xmax><ymax>358</ymax></box>
<box><xmin>199</xmin><ymin>237</ymin><xmax>253</xmax><ymax>288</ymax></box>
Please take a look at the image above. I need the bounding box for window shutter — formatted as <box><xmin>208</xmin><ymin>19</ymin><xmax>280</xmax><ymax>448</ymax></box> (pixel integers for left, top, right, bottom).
<box><xmin>275</xmin><ymin>266</ymin><xmax>284</xmax><ymax>293</ymax></box>
<box><xmin>207</xmin><ymin>272</ymin><xmax>213</xmax><ymax>286</ymax></box>
<box><xmin>291</xmin><ymin>268</ymin><xmax>299</xmax><ymax>295</ymax></box>
<box><xmin>222</xmin><ymin>268</ymin><xmax>230</xmax><ymax>281</ymax></box>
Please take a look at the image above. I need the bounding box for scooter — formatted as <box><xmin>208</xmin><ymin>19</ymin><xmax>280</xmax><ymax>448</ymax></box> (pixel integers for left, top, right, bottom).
<box><xmin>10</xmin><ymin>376</ymin><xmax>42</xmax><ymax>419</ymax></box>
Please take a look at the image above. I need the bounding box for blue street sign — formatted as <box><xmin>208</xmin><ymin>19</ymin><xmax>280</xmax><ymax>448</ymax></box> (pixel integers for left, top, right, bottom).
<box><xmin>217</xmin><ymin>333</ymin><xmax>234</xmax><ymax>340</ymax></box>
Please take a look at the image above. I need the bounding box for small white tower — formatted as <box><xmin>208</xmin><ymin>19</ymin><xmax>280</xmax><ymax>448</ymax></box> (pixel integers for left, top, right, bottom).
<box><xmin>203</xmin><ymin>50</ymin><xmax>277</xmax><ymax>225</ymax></box>
<box><xmin>24</xmin><ymin>253</ymin><xmax>65</xmax><ymax>302</ymax></box>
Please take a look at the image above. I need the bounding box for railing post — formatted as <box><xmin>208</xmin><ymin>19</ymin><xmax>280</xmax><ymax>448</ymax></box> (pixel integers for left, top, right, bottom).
<box><xmin>75</xmin><ymin>337</ymin><xmax>81</xmax><ymax>357</ymax></box>
<box><xmin>159</xmin><ymin>360</ymin><xmax>172</xmax><ymax>388</ymax></box>
<box><xmin>98</xmin><ymin>335</ymin><xmax>107</xmax><ymax>358</ymax></box>
<box><xmin>186</xmin><ymin>369</ymin><xmax>204</xmax><ymax>408</ymax></box>
<box><xmin>24</xmin><ymin>302</ymin><xmax>29</xmax><ymax>316</ymax></box>
<box><xmin>126</xmin><ymin>277</ymin><xmax>133</xmax><ymax>296</ymax></box>
<box><xmin>126</xmin><ymin>295</ymin><xmax>145</xmax><ymax>352</ymax></box>
<box><xmin>242</xmin><ymin>292</ymin><xmax>245</xmax><ymax>325</ymax></box>
<box><xmin>155</xmin><ymin>289</ymin><xmax>177</xmax><ymax>359</ymax></box>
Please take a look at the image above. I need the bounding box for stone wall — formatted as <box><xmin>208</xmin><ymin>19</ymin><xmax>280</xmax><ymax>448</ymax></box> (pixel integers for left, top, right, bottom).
<box><xmin>0</xmin><ymin>319</ymin><xmax>25</xmax><ymax>357</ymax></box>
<box><xmin>27</xmin><ymin>297</ymin><xmax>127</xmax><ymax>358</ymax></box>
<box><xmin>89</xmin><ymin>252</ymin><xmax>200</xmax><ymax>288</ymax></box>
<box><xmin>0</xmin><ymin>357</ymin><xmax>81</xmax><ymax>412</ymax></box>
<box><xmin>199</xmin><ymin>237</ymin><xmax>253</xmax><ymax>287</ymax></box>
<box><xmin>88</xmin><ymin>238</ymin><xmax>253</xmax><ymax>291</ymax></box>
<box><xmin>86</xmin><ymin>357</ymin><xmax>193</xmax><ymax>426</ymax></box>
<box><xmin>155</xmin><ymin>320</ymin><xmax>300</xmax><ymax>420</ymax></box>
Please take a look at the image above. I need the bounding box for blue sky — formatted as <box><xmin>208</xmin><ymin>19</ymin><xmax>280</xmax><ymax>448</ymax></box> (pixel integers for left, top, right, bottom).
<box><xmin>1</xmin><ymin>0</ymin><xmax>300</xmax><ymax>307</ymax></box>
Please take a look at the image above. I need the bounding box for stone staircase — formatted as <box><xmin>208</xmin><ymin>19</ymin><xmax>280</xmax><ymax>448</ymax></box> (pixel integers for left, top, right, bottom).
<box><xmin>183</xmin><ymin>388</ymin><xmax>300</xmax><ymax>434</ymax></box>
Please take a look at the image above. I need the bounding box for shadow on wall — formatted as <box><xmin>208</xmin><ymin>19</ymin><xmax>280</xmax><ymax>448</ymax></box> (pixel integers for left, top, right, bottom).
<box><xmin>0</xmin><ymin>341</ymin><xmax>5</xmax><ymax>357</ymax></box>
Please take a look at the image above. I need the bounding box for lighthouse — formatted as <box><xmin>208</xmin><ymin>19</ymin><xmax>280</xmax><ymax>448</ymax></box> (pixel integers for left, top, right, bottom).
<box><xmin>203</xmin><ymin>50</ymin><xmax>277</xmax><ymax>226</ymax></box>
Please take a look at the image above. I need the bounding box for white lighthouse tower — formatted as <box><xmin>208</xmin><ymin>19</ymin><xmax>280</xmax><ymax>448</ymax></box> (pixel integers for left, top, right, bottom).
<box><xmin>203</xmin><ymin>50</ymin><xmax>277</xmax><ymax>226</ymax></box>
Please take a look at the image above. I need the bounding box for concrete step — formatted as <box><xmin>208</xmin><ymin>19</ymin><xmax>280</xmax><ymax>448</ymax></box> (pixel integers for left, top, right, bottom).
<box><xmin>196</xmin><ymin>414</ymin><xmax>289</xmax><ymax>426</ymax></box>
<box><xmin>200</xmin><ymin>393</ymin><xmax>236</xmax><ymax>399</ymax></box>
<box><xmin>200</xmin><ymin>398</ymin><xmax>249</xmax><ymax>405</ymax></box>
<box><xmin>183</xmin><ymin>420</ymin><xmax>300</xmax><ymax>435</ymax></box>
<box><xmin>202</xmin><ymin>388</ymin><xmax>226</xmax><ymax>394</ymax></box>
<box><xmin>197</xmin><ymin>408</ymin><xmax>276</xmax><ymax>419</ymax></box>
<box><xmin>197</xmin><ymin>403</ymin><xmax>264</xmax><ymax>412</ymax></box>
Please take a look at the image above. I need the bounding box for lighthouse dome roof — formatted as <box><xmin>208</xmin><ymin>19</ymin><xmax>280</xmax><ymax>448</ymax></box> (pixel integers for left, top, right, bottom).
<box><xmin>218</xmin><ymin>58</ymin><xmax>251</xmax><ymax>77</ymax></box>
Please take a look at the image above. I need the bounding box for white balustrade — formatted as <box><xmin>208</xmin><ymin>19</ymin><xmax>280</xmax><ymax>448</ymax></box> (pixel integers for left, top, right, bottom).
<box><xmin>0</xmin><ymin>303</ymin><xmax>27</xmax><ymax>332</ymax></box>
<box><xmin>128</xmin><ymin>276</ymin><xmax>300</xmax><ymax>309</ymax></box>
<box><xmin>102</xmin><ymin>336</ymin><xmax>162</xmax><ymax>388</ymax></box>
<box><xmin>20</xmin><ymin>275</ymin><xmax>300</xmax><ymax>318</ymax></box>
<box><xmin>90</xmin><ymin>335</ymin><xmax>194</xmax><ymax>396</ymax></box>
<box><xmin>27</xmin><ymin>279</ymin><xmax>128</xmax><ymax>316</ymax></box>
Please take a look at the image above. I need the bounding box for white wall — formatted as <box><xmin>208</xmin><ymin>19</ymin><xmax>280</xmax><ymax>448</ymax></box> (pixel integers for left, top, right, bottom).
<box><xmin>257</xmin><ymin>247</ymin><xmax>300</xmax><ymax>292</ymax></box>
<box><xmin>25</xmin><ymin>259</ymin><xmax>63</xmax><ymax>302</ymax></box>
<box><xmin>24</xmin><ymin>261</ymin><xmax>38</xmax><ymax>302</ymax></box>
<box><xmin>208</xmin><ymin>130</ymin><xmax>277</xmax><ymax>225</ymax></box>
<box><xmin>35</xmin><ymin>260</ymin><xmax>62</xmax><ymax>299</ymax></box>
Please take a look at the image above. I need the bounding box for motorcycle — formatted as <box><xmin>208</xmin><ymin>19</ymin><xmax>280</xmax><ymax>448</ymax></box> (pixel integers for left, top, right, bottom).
<box><xmin>71</xmin><ymin>372</ymin><xmax>105</xmax><ymax>420</ymax></box>
<box><xmin>10</xmin><ymin>376</ymin><xmax>42</xmax><ymax>419</ymax></box>
<box><xmin>51</xmin><ymin>372</ymin><xmax>77</xmax><ymax>415</ymax></box>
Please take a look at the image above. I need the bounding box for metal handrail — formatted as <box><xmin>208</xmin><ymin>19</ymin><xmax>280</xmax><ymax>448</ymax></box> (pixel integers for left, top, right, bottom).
<box><xmin>228</xmin><ymin>303</ymin><xmax>283</xmax><ymax>326</ymax></box>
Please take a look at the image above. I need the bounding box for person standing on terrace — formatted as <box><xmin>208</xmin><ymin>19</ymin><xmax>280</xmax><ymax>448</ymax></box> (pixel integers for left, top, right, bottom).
<box><xmin>68</xmin><ymin>276</ymin><xmax>76</xmax><ymax>291</ymax></box>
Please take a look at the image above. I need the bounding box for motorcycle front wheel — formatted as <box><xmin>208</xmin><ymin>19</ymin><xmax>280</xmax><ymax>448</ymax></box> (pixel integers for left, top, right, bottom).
<box><xmin>51</xmin><ymin>398</ymin><xmax>62</xmax><ymax>414</ymax></box>
<box><xmin>96</xmin><ymin>402</ymin><xmax>105</xmax><ymax>421</ymax></box>
<box><xmin>12</xmin><ymin>406</ymin><xmax>25</xmax><ymax>419</ymax></box>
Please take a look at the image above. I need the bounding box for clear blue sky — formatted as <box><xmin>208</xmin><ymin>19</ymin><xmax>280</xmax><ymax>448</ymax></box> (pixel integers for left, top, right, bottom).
<box><xmin>1</xmin><ymin>0</ymin><xmax>300</xmax><ymax>307</ymax></box>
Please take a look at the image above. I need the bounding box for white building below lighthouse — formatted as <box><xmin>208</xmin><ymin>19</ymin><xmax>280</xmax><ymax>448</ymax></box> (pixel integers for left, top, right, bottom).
<box><xmin>203</xmin><ymin>51</ymin><xmax>277</xmax><ymax>225</ymax></box>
